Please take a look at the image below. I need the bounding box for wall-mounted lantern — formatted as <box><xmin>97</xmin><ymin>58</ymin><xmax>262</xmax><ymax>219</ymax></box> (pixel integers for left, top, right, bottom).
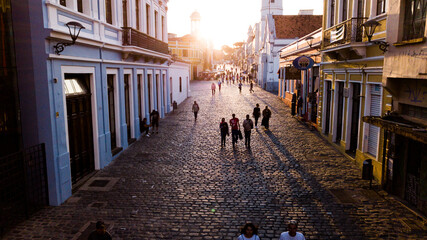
<box><xmin>54</xmin><ymin>21</ymin><xmax>85</xmax><ymax>55</ymax></box>
<box><xmin>305</xmin><ymin>36</ymin><xmax>314</xmax><ymax>48</ymax></box>
<box><xmin>362</xmin><ymin>19</ymin><xmax>389</xmax><ymax>53</ymax></box>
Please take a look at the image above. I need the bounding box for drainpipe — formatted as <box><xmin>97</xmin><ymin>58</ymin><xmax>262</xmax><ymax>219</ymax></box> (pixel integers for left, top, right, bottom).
<box><xmin>381</xmin><ymin>129</ymin><xmax>388</xmax><ymax>188</ymax></box>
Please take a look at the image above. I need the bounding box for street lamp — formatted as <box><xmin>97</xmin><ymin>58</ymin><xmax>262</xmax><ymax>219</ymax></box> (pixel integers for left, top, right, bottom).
<box><xmin>362</xmin><ymin>19</ymin><xmax>389</xmax><ymax>53</ymax></box>
<box><xmin>305</xmin><ymin>36</ymin><xmax>314</xmax><ymax>48</ymax></box>
<box><xmin>54</xmin><ymin>21</ymin><xmax>85</xmax><ymax>55</ymax></box>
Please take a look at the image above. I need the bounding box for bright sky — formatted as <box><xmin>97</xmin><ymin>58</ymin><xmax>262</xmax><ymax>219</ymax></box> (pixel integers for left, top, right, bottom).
<box><xmin>167</xmin><ymin>0</ymin><xmax>323</xmax><ymax>49</ymax></box>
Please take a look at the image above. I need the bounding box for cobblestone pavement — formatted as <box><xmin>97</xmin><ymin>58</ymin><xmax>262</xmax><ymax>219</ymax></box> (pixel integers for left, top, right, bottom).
<box><xmin>4</xmin><ymin>81</ymin><xmax>427</xmax><ymax>240</ymax></box>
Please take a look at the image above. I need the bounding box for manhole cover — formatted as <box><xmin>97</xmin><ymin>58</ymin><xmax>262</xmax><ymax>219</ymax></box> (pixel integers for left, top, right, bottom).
<box><xmin>89</xmin><ymin>180</ymin><xmax>110</xmax><ymax>187</ymax></box>
<box><xmin>88</xmin><ymin>202</ymin><xmax>107</xmax><ymax>208</ymax></box>
<box><xmin>359</xmin><ymin>189</ymin><xmax>384</xmax><ymax>201</ymax></box>
<box><xmin>80</xmin><ymin>177</ymin><xmax>119</xmax><ymax>191</ymax></box>
<box><xmin>328</xmin><ymin>189</ymin><xmax>358</xmax><ymax>204</ymax></box>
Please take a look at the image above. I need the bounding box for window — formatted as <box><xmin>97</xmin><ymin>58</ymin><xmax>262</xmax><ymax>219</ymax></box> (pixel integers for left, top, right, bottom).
<box><xmin>271</xmin><ymin>0</ymin><xmax>275</xmax><ymax>2</ymax></box>
<box><xmin>105</xmin><ymin>0</ymin><xmax>113</xmax><ymax>24</ymax></box>
<box><xmin>403</xmin><ymin>0</ymin><xmax>426</xmax><ymax>40</ymax></box>
<box><xmin>179</xmin><ymin>77</ymin><xmax>182</xmax><ymax>92</ymax></box>
<box><xmin>123</xmin><ymin>0</ymin><xmax>128</xmax><ymax>27</ymax></box>
<box><xmin>77</xmin><ymin>0</ymin><xmax>83</xmax><ymax>13</ymax></box>
<box><xmin>146</xmin><ymin>4</ymin><xmax>150</xmax><ymax>34</ymax></box>
<box><xmin>342</xmin><ymin>0</ymin><xmax>348</xmax><ymax>21</ymax></box>
<box><xmin>161</xmin><ymin>16</ymin><xmax>165</xmax><ymax>41</ymax></box>
<box><xmin>377</xmin><ymin>0</ymin><xmax>386</xmax><ymax>15</ymax></box>
<box><xmin>136</xmin><ymin>0</ymin><xmax>140</xmax><ymax>30</ymax></box>
<box><xmin>183</xmin><ymin>49</ymin><xmax>188</xmax><ymax>57</ymax></box>
<box><xmin>330</xmin><ymin>0</ymin><xmax>335</xmax><ymax>26</ymax></box>
<box><xmin>155</xmin><ymin>11</ymin><xmax>158</xmax><ymax>38</ymax></box>
<box><xmin>60</xmin><ymin>0</ymin><xmax>66</xmax><ymax>6</ymax></box>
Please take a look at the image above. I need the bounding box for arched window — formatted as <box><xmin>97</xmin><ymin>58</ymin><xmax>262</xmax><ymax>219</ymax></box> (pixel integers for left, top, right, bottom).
<box><xmin>179</xmin><ymin>77</ymin><xmax>182</xmax><ymax>92</ymax></box>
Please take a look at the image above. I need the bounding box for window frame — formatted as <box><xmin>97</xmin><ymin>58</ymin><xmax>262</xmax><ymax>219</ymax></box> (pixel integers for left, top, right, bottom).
<box><xmin>402</xmin><ymin>0</ymin><xmax>426</xmax><ymax>41</ymax></box>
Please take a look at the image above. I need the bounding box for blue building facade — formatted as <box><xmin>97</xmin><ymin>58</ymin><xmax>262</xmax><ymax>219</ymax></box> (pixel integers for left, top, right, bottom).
<box><xmin>42</xmin><ymin>0</ymin><xmax>171</xmax><ymax>205</ymax></box>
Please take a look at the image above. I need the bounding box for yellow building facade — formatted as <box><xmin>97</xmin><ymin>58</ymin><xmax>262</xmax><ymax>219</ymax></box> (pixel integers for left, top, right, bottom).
<box><xmin>168</xmin><ymin>34</ymin><xmax>206</xmax><ymax>80</ymax></box>
<box><xmin>319</xmin><ymin>0</ymin><xmax>392</xmax><ymax>183</ymax></box>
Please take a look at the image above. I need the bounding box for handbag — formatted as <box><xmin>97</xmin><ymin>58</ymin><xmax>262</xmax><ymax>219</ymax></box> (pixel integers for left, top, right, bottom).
<box><xmin>238</xmin><ymin>130</ymin><xmax>243</xmax><ymax>140</ymax></box>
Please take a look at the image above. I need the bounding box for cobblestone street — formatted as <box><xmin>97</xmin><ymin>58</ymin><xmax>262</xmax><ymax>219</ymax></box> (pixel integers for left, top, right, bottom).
<box><xmin>4</xmin><ymin>81</ymin><xmax>427</xmax><ymax>239</ymax></box>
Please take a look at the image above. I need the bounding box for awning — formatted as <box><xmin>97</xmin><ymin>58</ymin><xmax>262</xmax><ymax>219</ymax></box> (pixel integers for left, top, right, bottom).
<box><xmin>362</xmin><ymin>116</ymin><xmax>427</xmax><ymax>144</ymax></box>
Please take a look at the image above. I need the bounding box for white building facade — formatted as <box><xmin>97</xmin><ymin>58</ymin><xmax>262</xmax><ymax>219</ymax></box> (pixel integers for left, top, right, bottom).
<box><xmin>44</xmin><ymin>0</ymin><xmax>171</xmax><ymax>205</ymax></box>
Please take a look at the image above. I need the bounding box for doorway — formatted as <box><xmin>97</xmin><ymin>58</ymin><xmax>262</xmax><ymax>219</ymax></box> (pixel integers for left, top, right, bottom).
<box><xmin>324</xmin><ymin>81</ymin><xmax>332</xmax><ymax>135</ymax></box>
<box><xmin>147</xmin><ymin>74</ymin><xmax>153</xmax><ymax>114</ymax></box>
<box><xmin>64</xmin><ymin>74</ymin><xmax>95</xmax><ymax>184</ymax></box>
<box><xmin>348</xmin><ymin>83</ymin><xmax>361</xmax><ymax>155</ymax></box>
<box><xmin>156</xmin><ymin>74</ymin><xmax>161</xmax><ymax>112</ymax></box>
<box><xmin>335</xmin><ymin>81</ymin><xmax>344</xmax><ymax>143</ymax></box>
<box><xmin>137</xmin><ymin>73</ymin><xmax>145</xmax><ymax>133</ymax></box>
<box><xmin>124</xmin><ymin>74</ymin><xmax>135</xmax><ymax>144</ymax></box>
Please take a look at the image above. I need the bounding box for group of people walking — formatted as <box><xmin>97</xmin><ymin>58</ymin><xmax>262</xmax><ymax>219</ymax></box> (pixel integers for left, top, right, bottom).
<box><xmin>238</xmin><ymin>221</ymin><xmax>305</xmax><ymax>240</ymax></box>
<box><xmin>216</xmin><ymin>103</ymin><xmax>272</xmax><ymax>149</ymax></box>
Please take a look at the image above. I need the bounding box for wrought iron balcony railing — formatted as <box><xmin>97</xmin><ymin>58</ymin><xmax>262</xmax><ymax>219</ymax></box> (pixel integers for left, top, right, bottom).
<box><xmin>122</xmin><ymin>27</ymin><xmax>169</xmax><ymax>55</ymax></box>
<box><xmin>322</xmin><ymin>17</ymin><xmax>367</xmax><ymax>50</ymax></box>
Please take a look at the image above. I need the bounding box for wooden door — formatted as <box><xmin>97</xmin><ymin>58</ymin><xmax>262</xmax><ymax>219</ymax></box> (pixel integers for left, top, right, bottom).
<box><xmin>65</xmin><ymin>74</ymin><xmax>94</xmax><ymax>184</ymax></box>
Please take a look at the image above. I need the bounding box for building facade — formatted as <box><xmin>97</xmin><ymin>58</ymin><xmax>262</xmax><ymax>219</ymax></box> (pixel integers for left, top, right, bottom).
<box><xmin>363</xmin><ymin>0</ymin><xmax>427</xmax><ymax>215</ymax></box>
<box><xmin>168</xmin><ymin>11</ymin><xmax>213</xmax><ymax>80</ymax></box>
<box><xmin>169</xmin><ymin>60</ymin><xmax>191</xmax><ymax>105</ymax></box>
<box><xmin>44</xmin><ymin>0</ymin><xmax>171</xmax><ymax>205</ymax></box>
<box><xmin>279</xmin><ymin>29</ymin><xmax>322</xmax><ymax>126</ymax></box>
<box><xmin>319</xmin><ymin>0</ymin><xmax>391</xmax><ymax>183</ymax></box>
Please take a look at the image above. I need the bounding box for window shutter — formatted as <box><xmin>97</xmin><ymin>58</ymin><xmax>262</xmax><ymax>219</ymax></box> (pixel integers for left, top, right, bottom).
<box><xmin>367</xmin><ymin>84</ymin><xmax>381</xmax><ymax>156</ymax></box>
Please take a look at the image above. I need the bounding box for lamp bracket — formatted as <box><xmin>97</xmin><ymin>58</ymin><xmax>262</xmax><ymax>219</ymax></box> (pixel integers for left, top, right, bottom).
<box><xmin>371</xmin><ymin>40</ymin><xmax>389</xmax><ymax>53</ymax></box>
<box><xmin>54</xmin><ymin>41</ymin><xmax>74</xmax><ymax>55</ymax></box>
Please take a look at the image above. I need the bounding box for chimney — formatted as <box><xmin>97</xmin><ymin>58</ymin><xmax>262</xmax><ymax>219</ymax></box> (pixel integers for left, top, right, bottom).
<box><xmin>298</xmin><ymin>9</ymin><xmax>314</xmax><ymax>15</ymax></box>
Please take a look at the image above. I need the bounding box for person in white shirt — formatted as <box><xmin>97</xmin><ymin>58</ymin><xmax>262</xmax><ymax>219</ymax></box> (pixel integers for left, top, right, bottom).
<box><xmin>237</xmin><ymin>223</ymin><xmax>261</xmax><ymax>240</ymax></box>
<box><xmin>279</xmin><ymin>220</ymin><xmax>305</xmax><ymax>240</ymax></box>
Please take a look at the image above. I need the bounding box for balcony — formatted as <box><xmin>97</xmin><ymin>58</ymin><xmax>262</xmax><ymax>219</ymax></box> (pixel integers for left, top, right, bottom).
<box><xmin>122</xmin><ymin>27</ymin><xmax>169</xmax><ymax>55</ymax></box>
<box><xmin>322</xmin><ymin>17</ymin><xmax>367</xmax><ymax>51</ymax></box>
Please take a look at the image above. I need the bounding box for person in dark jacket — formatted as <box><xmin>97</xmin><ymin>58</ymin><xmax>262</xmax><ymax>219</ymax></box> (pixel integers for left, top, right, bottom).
<box><xmin>242</xmin><ymin>115</ymin><xmax>254</xmax><ymax>148</ymax></box>
<box><xmin>291</xmin><ymin>93</ymin><xmax>297</xmax><ymax>116</ymax></box>
<box><xmin>88</xmin><ymin>221</ymin><xmax>112</xmax><ymax>240</ymax></box>
<box><xmin>150</xmin><ymin>109</ymin><xmax>160</xmax><ymax>134</ymax></box>
<box><xmin>252</xmin><ymin>103</ymin><xmax>261</xmax><ymax>129</ymax></box>
<box><xmin>219</xmin><ymin>118</ymin><xmax>229</xmax><ymax>148</ymax></box>
<box><xmin>261</xmin><ymin>106</ymin><xmax>272</xmax><ymax>130</ymax></box>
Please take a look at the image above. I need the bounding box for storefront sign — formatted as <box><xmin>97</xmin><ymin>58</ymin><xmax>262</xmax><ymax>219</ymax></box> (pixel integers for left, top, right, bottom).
<box><xmin>285</xmin><ymin>67</ymin><xmax>301</xmax><ymax>80</ymax></box>
<box><xmin>292</xmin><ymin>56</ymin><xmax>314</xmax><ymax>70</ymax></box>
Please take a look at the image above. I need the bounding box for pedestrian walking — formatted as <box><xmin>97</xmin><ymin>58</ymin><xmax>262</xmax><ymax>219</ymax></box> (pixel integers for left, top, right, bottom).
<box><xmin>229</xmin><ymin>113</ymin><xmax>240</xmax><ymax>148</ymax></box>
<box><xmin>249</xmin><ymin>81</ymin><xmax>254</xmax><ymax>93</ymax></box>
<box><xmin>242</xmin><ymin>115</ymin><xmax>254</xmax><ymax>148</ymax></box>
<box><xmin>192</xmin><ymin>101</ymin><xmax>200</xmax><ymax>120</ymax></box>
<box><xmin>219</xmin><ymin>118</ymin><xmax>229</xmax><ymax>148</ymax></box>
<box><xmin>140</xmin><ymin>118</ymin><xmax>150</xmax><ymax>137</ymax></box>
<box><xmin>261</xmin><ymin>106</ymin><xmax>272</xmax><ymax>130</ymax></box>
<box><xmin>237</xmin><ymin>223</ymin><xmax>260</xmax><ymax>240</ymax></box>
<box><xmin>252</xmin><ymin>104</ymin><xmax>261</xmax><ymax>129</ymax></box>
<box><xmin>218</xmin><ymin>80</ymin><xmax>222</xmax><ymax>91</ymax></box>
<box><xmin>279</xmin><ymin>220</ymin><xmax>305</xmax><ymax>240</ymax></box>
<box><xmin>238</xmin><ymin>82</ymin><xmax>242</xmax><ymax>93</ymax></box>
<box><xmin>88</xmin><ymin>221</ymin><xmax>112</xmax><ymax>240</ymax></box>
<box><xmin>211</xmin><ymin>83</ymin><xmax>216</xmax><ymax>95</ymax></box>
<box><xmin>150</xmin><ymin>109</ymin><xmax>160</xmax><ymax>134</ymax></box>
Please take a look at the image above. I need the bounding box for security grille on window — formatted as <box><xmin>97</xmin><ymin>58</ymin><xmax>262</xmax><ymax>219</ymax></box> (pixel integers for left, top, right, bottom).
<box><xmin>403</xmin><ymin>0</ymin><xmax>426</xmax><ymax>41</ymax></box>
